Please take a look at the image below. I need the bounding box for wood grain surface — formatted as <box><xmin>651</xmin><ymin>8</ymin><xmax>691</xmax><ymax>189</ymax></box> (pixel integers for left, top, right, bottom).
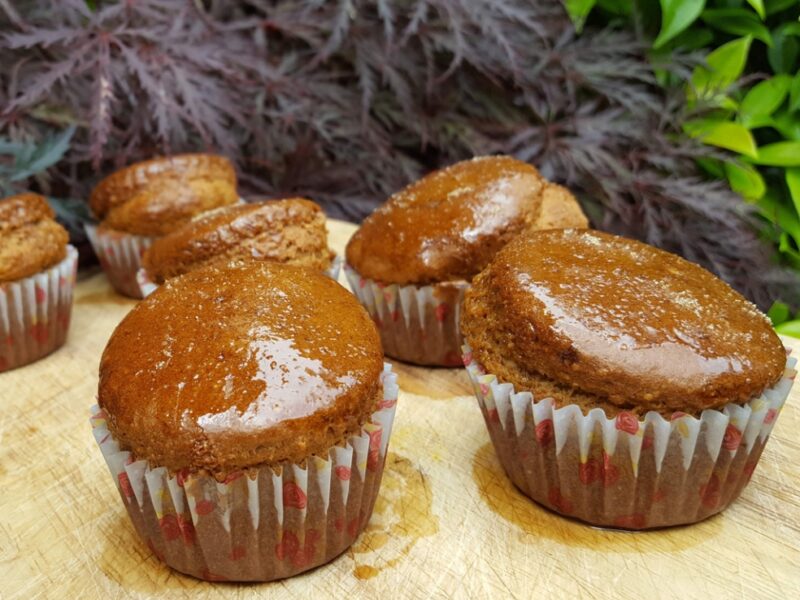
<box><xmin>1</xmin><ymin>220</ymin><xmax>799</xmax><ymax>599</ymax></box>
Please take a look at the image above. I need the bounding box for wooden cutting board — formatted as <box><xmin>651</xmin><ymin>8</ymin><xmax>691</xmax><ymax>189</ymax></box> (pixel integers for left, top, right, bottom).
<box><xmin>1</xmin><ymin>220</ymin><xmax>798</xmax><ymax>599</ymax></box>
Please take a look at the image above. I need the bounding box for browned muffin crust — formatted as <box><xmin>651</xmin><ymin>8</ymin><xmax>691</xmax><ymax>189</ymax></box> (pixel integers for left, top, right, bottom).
<box><xmin>142</xmin><ymin>198</ymin><xmax>335</xmax><ymax>284</ymax></box>
<box><xmin>346</xmin><ymin>156</ymin><xmax>544</xmax><ymax>285</ymax></box>
<box><xmin>346</xmin><ymin>156</ymin><xmax>588</xmax><ymax>285</ymax></box>
<box><xmin>534</xmin><ymin>184</ymin><xmax>589</xmax><ymax>230</ymax></box>
<box><xmin>90</xmin><ymin>154</ymin><xmax>239</xmax><ymax>236</ymax></box>
<box><xmin>462</xmin><ymin>229</ymin><xmax>786</xmax><ymax>416</ymax></box>
<box><xmin>98</xmin><ymin>261</ymin><xmax>384</xmax><ymax>476</ymax></box>
<box><xmin>0</xmin><ymin>193</ymin><xmax>68</xmax><ymax>283</ymax></box>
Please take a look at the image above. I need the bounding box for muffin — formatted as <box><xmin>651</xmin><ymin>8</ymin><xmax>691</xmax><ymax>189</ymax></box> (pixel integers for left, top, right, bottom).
<box><xmin>137</xmin><ymin>198</ymin><xmax>338</xmax><ymax>296</ymax></box>
<box><xmin>0</xmin><ymin>193</ymin><xmax>78</xmax><ymax>372</ymax></box>
<box><xmin>461</xmin><ymin>228</ymin><xmax>794</xmax><ymax>529</ymax></box>
<box><xmin>90</xmin><ymin>261</ymin><xmax>398</xmax><ymax>581</ymax></box>
<box><xmin>345</xmin><ymin>155</ymin><xmax>588</xmax><ymax>367</ymax></box>
<box><xmin>85</xmin><ymin>154</ymin><xmax>239</xmax><ymax>298</ymax></box>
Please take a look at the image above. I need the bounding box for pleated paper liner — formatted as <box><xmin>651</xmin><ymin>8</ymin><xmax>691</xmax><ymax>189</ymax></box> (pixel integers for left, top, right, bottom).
<box><xmin>136</xmin><ymin>255</ymin><xmax>344</xmax><ymax>299</ymax></box>
<box><xmin>85</xmin><ymin>224</ymin><xmax>155</xmax><ymax>299</ymax></box>
<box><xmin>0</xmin><ymin>245</ymin><xmax>78</xmax><ymax>372</ymax></box>
<box><xmin>345</xmin><ymin>264</ymin><xmax>468</xmax><ymax>367</ymax></box>
<box><xmin>463</xmin><ymin>343</ymin><xmax>796</xmax><ymax>530</ymax></box>
<box><xmin>91</xmin><ymin>363</ymin><xmax>398</xmax><ymax>582</ymax></box>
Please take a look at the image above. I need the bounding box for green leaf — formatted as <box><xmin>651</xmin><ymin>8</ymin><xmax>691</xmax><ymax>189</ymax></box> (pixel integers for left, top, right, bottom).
<box><xmin>697</xmin><ymin>157</ymin><xmax>725</xmax><ymax>177</ymax></box>
<box><xmin>768</xmin><ymin>27</ymin><xmax>800</xmax><ymax>73</ymax></box>
<box><xmin>654</xmin><ymin>0</ymin><xmax>706</xmax><ymax>49</ymax></box>
<box><xmin>725</xmin><ymin>161</ymin><xmax>766</xmax><ymax>199</ymax></box>
<box><xmin>790</xmin><ymin>72</ymin><xmax>800</xmax><ymax>113</ymax></box>
<box><xmin>765</xmin><ymin>0</ymin><xmax>797</xmax><ymax>15</ymax></box>
<box><xmin>787</xmin><ymin>167</ymin><xmax>800</xmax><ymax>218</ymax></box>
<box><xmin>565</xmin><ymin>0</ymin><xmax>598</xmax><ymax>33</ymax></box>
<box><xmin>683</xmin><ymin>119</ymin><xmax>759</xmax><ymax>157</ymax></box>
<box><xmin>700</xmin><ymin>9</ymin><xmax>772</xmax><ymax>45</ymax></box>
<box><xmin>691</xmin><ymin>36</ymin><xmax>752</xmax><ymax>98</ymax></box>
<box><xmin>668</xmin><ymin>26</ymin><xmax>715</xmax><ymax>51</ymax></box>
<box><xmin>746</xmin><ymin>0</ymin><xmax>766</xmax><ymax>19</ymax></box>
<box><xmin>772</xmin><ymin>111</ymin><xmax>800</xmax><ymax>140</ymax></box>
<box><xmin>739</xmin><ymin>75</ymin><xmax>791</xmax><ymax>125</ymax></box>
<box><xmin>757</xmin><ymin>192</ymin><xmax>800</xmax><ymax>255</ymax></box>
<box><xmin>776</xmin><ymin>319</ymin><xmax>800</xmax><ymax>339</ymax></box>
<box><xmin>597</xmin><ymin>0</ymin><xmax>633</xmax><ymax>15</ymax></box>
<box><xmin>750</xmin><ymin>141</ymin><xmax>800</xmax><ymax>166</ymax></box>
<box><xmin>8</xmin><ymin>125</ymin><xmax>75</xmax><ymax>182</ymax></box>
<box><xmin>782</xmin><ymin>23</ymin><xmax>800</xmax><ymax>37</ymax></box>
<box><xmin>767</xmin><ymin>301</ymin><xmax>791</xmax><ymax>326</ymax></box>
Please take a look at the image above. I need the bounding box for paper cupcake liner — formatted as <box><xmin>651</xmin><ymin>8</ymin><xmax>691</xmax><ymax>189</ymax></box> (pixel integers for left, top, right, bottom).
<box><xmin>85</xmin><ymin>224</ymin><xmax>156</xmax><ymax>299</ymax></box>
<box><xmin>136</xmin><ymin>255</ymin><xmax>344</xmax><ymax>299</ymax></box>
<box><xmin>0</xmin><ymin>246</ymin><xmax>78</xmax><ymax>372</ymax></box>
<box><xmin>90</xmin><ymin>363</ymin><xmax>398</xmax><ymax>581</ymax></box>
<box><xmin>345</xmin><ymin>264</ymin><xmax>468</xmax><ymax>367</ymax></box>
<box><xmin>463</xmin><ymin>343</ymin><xmax>796</xmax><ymax>529</ymax></box>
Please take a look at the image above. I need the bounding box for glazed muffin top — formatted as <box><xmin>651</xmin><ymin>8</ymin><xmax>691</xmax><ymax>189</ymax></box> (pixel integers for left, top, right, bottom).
<box><xmin>0</xmin><ymin>193</ymin><xmax>69</xmax><ymax>283</ymax></box>
<box><xmin>346</xmin><ymin>156</ymin><xmax>588</xmax><ymax>285</ymax></box>
<box><xmin>90</xmin><ymin>154</ymin><xmax>239</xmax><ymax>237</ymax></box>
<box><xmin>461</xmin><ymin>229</ymin><xmax>786</xmax><ymax>416</ymax></box>
<box><xmin>98</xmin><ymin>261</ymin><xmax>383</xmax><ymax>476</ymax></box>
<box><xmin>142</xmin><ymin>198</ymin><xmax>335</xmax><ymax>284</ymax></box>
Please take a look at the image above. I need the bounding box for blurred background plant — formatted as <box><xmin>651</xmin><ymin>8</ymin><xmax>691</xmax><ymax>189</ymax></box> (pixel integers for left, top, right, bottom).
<box><xmin>566</xmin><ymin>0</ymin><xmax>800</xmax><ymax>332</ymax></box>
<box><xmin>1</xmin><ymin>0</ymin><xmax>799</xmax><ymax>333</ymax></box>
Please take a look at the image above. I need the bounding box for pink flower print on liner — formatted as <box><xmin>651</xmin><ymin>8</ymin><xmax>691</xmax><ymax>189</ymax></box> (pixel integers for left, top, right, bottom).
<box><xmin>434</xmin><ymin>303</ymin><xmax>449</xmax><ymax>323</ymax></box>
<box><xmin>547</xmin><ymin>488</ymin><xmax>573</xmax><ymax>514</ymax></box>
<box><xmin>283</xmin><ymin>481</ymin><xmax>307</xmax><ymax>510</ymax></box>
<box><xmin>535</xmin><ymin>419</ymin><xmax>554</xmax><ymax>447</ymax></box>
<box><xmin>34</xmin><ymin>285</ymin><xmax>46</xmax><ymax>304</ymax></box>
<box><xmin>722</xmin><ymin>424</ymin><xmax>742</xmax><ymax>451</ymax></box>
<box><xmin>195</xmin><ymin>499</ymin><xmax>215</xmax><ymax>516</ymax></box>
<box><xmin>613</xmin><ymin>513</ymin><xmax>647</xmax><ymax>529</ymax></box>
<box><xmin>615</xmin><ymin>411</ymin><xmax>639</xmax><ymax>435</ymax></box>
<box><xmin>367</xmin><ymin>429</ymin><xmax>382</xmax><ymax>471</ymax></box>
<box><xmin>700</xmin><ymin>474</ymin><xmax>722</xmax><ymax>510</ymax></box>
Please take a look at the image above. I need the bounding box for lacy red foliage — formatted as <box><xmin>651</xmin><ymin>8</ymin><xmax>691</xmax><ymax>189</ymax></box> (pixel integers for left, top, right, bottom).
<box><xmin>1</xmin><ymin>0</ymin><xmax>797</xmax><ymax>309</ymax></box>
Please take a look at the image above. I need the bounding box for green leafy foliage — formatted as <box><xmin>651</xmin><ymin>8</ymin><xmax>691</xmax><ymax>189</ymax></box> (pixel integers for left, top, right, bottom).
<box><xmin>654</xmin><ymin>0</ymin><xmax>706</xmax><ymax>48</ymax></box>
<box><xmin>569</xmin><ymin>0</ymin><xmax>800</xmax><ymax>336</ymax></box>
<box><xmin>0</xmin><ymin>125</ymin><xmax>91</xmax><ymax>240</ymax></box>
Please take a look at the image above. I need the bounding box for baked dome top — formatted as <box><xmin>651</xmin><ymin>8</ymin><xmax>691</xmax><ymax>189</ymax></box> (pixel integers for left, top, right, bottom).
<box><xmin>142</xmin><ymin>198</ymin><xmax>334</xmax><ymax>283</ymax></box>
<box><xmin>90</xmin><ymin>154</ymin><xmax>239</xmax><ymax>236</ymax></box>
<box><xmin>346</xmin><ymin>156</ymin><xmax>552</xmax><ymax>285</ymax></box>
<box><xmin>461</xmin><ymin>229</ymin><xmax>785</xmax><ymax>415</ymax></box>
<box><xmin>99</xmin><ymin>261</ymin><xmax>383</xmax><ymax>475</ymax></box>
<box><xmin>0</xmin><ymin>193</ymin><xmax>68</xmax><ymax>283</ymax></box>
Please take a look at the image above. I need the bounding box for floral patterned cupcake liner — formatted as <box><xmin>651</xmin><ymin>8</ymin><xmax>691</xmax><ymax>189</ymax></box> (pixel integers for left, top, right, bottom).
<box><xmin>345</xmin><ymin>264</ymin><xmax>468</xmax><ymax>367</ymax></box>
<box><xmin>90</xmin><ymin>363</ymin><xmax>398</xmax><ymax>582</ymax></box>
<box><xmin>84</xmin><ymin>224</ymin><xmax>155</xmax><ymax>299</ymax></box>
<box><xmin>136</xmin><ymin>255</ymin><xmax>344</xmax><ymax>298</ymax></box>
<box><xmin>0</xmin><ymin>245</ymin><xmax>78</xmax><ymax>373</ymax></box>
<box><xmin>463</xmin><ymin>343</ymin><xmax>796</xmax><ymax>530</ymax></box>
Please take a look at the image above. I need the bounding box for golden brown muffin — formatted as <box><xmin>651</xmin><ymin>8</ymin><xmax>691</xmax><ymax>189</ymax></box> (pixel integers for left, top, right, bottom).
<box><xmin>0</xmin><ymin>193</ymin><xmax>69</xmax><ymax>283</ymax></box>
<box><xmin>98</xmin><ymin>261</ymin><xmax>383</xmax><ymax>476</ymax></box>
<box><xmin>90</xmin><ymin>154</ymin><xmax>239</xmax><ymax>236</ymax></box>
<box><xmin>534</xmin><ymin>184</ymin><xmax>589</xmax><ymax>230</ymax></box>
<box><xmin>462</xmin><ymin>229</ymin><xmax>785</xmax><ymax>416</ymax></box>
<box><xmin>345</xmin><ymin>155</ymin><xmax>588</xmax><ymax>285</ymax></box>
<box><xmin>142</xmin><ymin>198</ymin><xmax>335</xmax><ymax>284</ymax></box>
